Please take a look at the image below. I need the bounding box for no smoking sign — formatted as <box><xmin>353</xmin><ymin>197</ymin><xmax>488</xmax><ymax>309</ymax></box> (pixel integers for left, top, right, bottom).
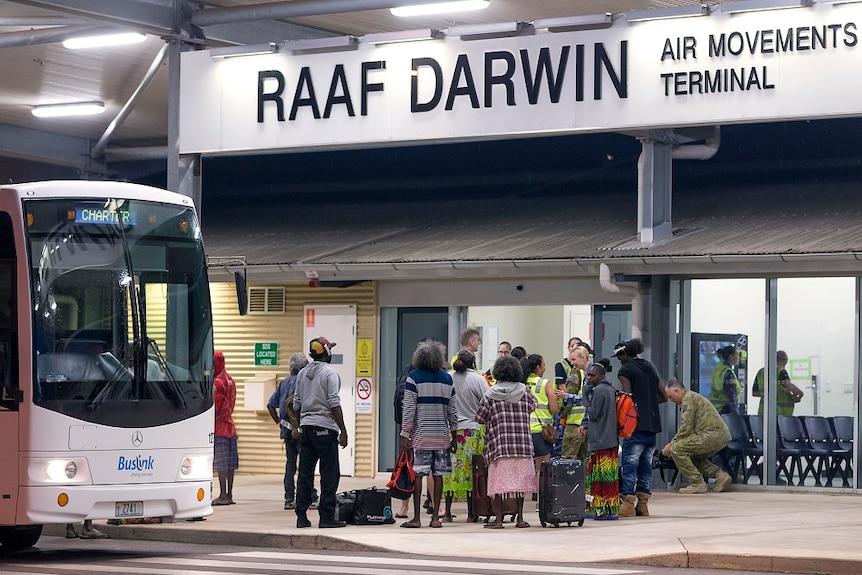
<box><xmin>355</xmin><ymin>378</ymin><xmax>373</xmax><ymax>414</ymax></box>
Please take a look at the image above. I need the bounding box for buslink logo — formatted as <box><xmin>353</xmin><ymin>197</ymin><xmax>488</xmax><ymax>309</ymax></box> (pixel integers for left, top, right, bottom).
<box><xmin>118</xmin><ymin>454</ymin><xmax>155</xmax><ymax>471</ymax></box>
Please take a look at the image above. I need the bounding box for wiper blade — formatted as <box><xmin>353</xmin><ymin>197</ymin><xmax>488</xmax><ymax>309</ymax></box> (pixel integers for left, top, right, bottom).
<box><xmin>147</xmin><ymin>338</ymin><xmax>187</xmax><ymax>410</ymax></box>
<box><xmin>87</xmin><ymin>353</ymin><xmax>132</xmax><ymax>411</ymax></box>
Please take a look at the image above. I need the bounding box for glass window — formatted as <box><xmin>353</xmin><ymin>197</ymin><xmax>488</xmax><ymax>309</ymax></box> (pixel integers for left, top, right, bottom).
<box><xmin>27</xmin><ymin>199</ymin><xmax>212</xmax><ymax>427</ymax></box>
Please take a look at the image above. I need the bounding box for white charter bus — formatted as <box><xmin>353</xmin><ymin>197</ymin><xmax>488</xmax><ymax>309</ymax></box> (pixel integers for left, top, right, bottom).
<box><xmin>0</xmin><ymin>181</ymin><xmax>214</xmax><ymax>549</ymax></box>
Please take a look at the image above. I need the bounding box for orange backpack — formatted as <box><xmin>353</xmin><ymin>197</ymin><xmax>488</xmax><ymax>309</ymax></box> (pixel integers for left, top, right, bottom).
<box><xmin>616</xmin><ymin>390</ymin><xmax>639</xmax><ymax>439</ymax></box>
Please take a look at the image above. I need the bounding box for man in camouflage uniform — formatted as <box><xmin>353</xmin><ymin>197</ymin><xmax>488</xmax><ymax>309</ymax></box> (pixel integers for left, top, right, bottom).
<box><xmin>661</xmin><ymin>379</ymin><xmax>732</xmax><ymax>494</ymax></box>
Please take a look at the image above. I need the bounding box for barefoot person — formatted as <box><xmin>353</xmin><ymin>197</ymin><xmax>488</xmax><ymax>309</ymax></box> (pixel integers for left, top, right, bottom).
<box><xmin>399</xmin><ymin>339</ymin><xmax>457</xmax><ymax>529</ymax></box>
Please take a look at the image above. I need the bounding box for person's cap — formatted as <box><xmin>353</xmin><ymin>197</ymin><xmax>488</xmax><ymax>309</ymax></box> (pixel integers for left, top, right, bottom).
<box><xmin>612</xmin><ymin>341</ymin><xmax>628</xmax><ymax>357</ymax></box>
<box><xmin>309</xmin><ymin>336</ymin><xmax>336</xmax><ymax>357</ymax></box>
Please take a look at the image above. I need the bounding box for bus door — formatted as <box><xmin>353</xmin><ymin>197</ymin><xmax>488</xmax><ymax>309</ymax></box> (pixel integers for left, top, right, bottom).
<box><xmin>0</xmin><ymin>207</ymin><xmax>20</xmax><ymax>524</ymax></box>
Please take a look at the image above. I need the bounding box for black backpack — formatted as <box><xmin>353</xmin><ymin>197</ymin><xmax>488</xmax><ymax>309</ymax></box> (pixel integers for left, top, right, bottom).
<box><xmin>393</xmin><ymin>363</ymin><xmax>412</xmax><ymax>425</ymax></box>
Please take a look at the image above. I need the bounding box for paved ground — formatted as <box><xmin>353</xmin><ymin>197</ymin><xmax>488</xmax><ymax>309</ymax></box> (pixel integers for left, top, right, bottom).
<box><xmin>46</xmin><ymin>473</ymin><xmax>862</xmax><ymax>575</ymax></box>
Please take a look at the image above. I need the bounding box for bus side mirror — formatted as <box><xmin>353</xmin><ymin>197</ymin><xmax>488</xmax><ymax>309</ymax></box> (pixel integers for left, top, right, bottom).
<box><xmin>234</xmin><ymin>270</ymin><xmax>248</xmax><ymax>316</ymax></box>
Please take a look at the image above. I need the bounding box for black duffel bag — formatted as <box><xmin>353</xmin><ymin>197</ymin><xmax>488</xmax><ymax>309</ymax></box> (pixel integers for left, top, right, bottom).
<box><xmin>351</xmin><ymin>487</ymin><xmax>395</xmax><ymax>525</ymax></box>
<box><xmin>335</xmin><ymin>490</ymin><xmax>355</xmax><ymax>523</ymax></box>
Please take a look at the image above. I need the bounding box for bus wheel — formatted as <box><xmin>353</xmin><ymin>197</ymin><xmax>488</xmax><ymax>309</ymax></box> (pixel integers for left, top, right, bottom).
<box><xmin>0</xmin><ymin>525</ymin><xmax>43</xmax><ymax>549</ymax></box>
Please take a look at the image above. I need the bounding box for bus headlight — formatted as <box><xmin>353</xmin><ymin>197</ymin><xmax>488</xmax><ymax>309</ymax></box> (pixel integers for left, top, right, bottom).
<box><xmin>177</xmin><ymin>454</ymin><xmax>211</xmax><ymax>481</ymax></box>
<box><xmin>24</xmin><ymin>458</ymin><xmax>91</xmax><ymax>485</ymax></box>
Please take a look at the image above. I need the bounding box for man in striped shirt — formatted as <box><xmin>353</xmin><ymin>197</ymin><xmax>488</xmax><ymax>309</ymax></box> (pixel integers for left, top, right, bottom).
<box><xmin>400</xmin><ymin>339</ymin><xmax>458</xmax><ymax>529</ymax></box>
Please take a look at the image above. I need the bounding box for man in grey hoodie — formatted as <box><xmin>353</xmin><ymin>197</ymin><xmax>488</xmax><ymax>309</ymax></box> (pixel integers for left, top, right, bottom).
<box><xmin>293</xmin><ymin>337</ymin><xmax>349</xmax><ymax>529</ymax></box>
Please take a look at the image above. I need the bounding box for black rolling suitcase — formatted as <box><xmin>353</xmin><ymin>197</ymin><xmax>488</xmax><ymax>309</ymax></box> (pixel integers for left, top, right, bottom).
<box><xmin>538</xmin><ymin>458</ymin><xmax>585</xmax><ymax>528</ymax></box>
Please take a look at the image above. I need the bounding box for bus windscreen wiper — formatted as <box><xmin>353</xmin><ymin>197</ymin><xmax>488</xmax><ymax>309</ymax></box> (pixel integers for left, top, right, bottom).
<box><xmin>147</xmin><ymin>338</ymin><xmax>187</xmax><ymax>410</ymax></box>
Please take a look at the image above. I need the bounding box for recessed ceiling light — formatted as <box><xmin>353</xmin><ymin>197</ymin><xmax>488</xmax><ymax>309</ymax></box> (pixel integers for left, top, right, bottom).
<box><xmin>62</xmin><ymin>32</ymin><xmax>146</xmax><ymax>50</ymax></box>
<box><xmin>391</xmin><ymin>0</ymin><xmax>490</xmax><ymax>18</ymax></box>
<box><xmin>32</xmin><ymin>102</ymin><xmax>105</xmax><ymax>118</ymax></box>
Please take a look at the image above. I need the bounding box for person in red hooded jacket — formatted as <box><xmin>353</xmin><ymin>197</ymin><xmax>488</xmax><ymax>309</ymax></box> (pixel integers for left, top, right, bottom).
<box><xmin>213</xmin><ymin>351</ymin><xmax>238</xmax><ymax>505</ymax></box>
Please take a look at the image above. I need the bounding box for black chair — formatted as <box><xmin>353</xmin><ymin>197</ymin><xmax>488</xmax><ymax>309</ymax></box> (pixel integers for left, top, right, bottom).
<box><xmin>829</xmin><ymin>416</ymin><xmax>854</xmax><ymax>486</ymax></box>
<box><xmin>830</xmin><ymin>416</ymin><xmax>854</xmax><ymax>451</ymax></box>
<box><xmin>776</xmin><ymin>415</ymin><xmax>806</xmax><ymax>486</ymax></box>
<box><xmin>799</xmin><ymin>416</ymin><xmax>837</xmax><ymax>487</ymax></box>
<box><xmin>742</xmin><ymin>415</ymin><xmax>765</xmax><ymax>483</ymax></box>
<box><xmin>718</xmin><ymin>413</ymin><xmax>750</xmax><ymax>480</ymax></box>
<box><xmin>745</xmin><ymin>415</ymin><xmax>766</xmax><ymax>483</ymax></box>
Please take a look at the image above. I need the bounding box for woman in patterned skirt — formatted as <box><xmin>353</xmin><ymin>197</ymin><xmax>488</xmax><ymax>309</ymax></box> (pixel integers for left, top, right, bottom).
<box><xmin>442</xmin><ymin>349</ymin><xmax>487</xmax><ymax>522</ymax></box>
<box><xmin>579</xmin><ymin>359</ymin><xmax>620</xmax><ymax>520</ymax></box>
<box><xmin>475</xmin><ymin>355</ymin><xmax>537</xmax><ymax>529</ymax></box>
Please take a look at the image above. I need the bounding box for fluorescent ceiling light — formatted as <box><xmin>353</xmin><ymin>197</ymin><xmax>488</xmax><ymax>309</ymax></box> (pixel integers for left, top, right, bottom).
<box><xmin>285</xmin><ymin>36</ymin><xmax>357</xmax><ymax>54</ymax></box>
<box><xmin>391</xmin><ymin>0</ymin><xmax>490</xmax><ymax>17</ymax></box>
<box><xmin>819</xmin><ymin>0</ymin><xmax>862</xmax><ymax>4</ymax></box>
<box><xmin>210</xmin><ymin>42</ymin><xmax>277</xmax><ymax>58</ymax></box>
<box><xmin>626</xmin><ymin>4</ymin><xmax>709</xmax><ymax>22</ymax></box>
<box><xmin>363</xmin><ymin>29</ymin><xmax>444</xmax><ymax>45</ymax></box>
<box><xmin>32</xmin><ymin>101</ymin><xmax>105</xmax><ymax>118</ymax></box>
<box><xmin>62</xmin><ymin>32</ymin><xmax>146</xmax><ymax>50</ymax></box>
<box><xmin>720</xmin><ymin>0</ymin><xmax>811</xmax><ymax>14</ymax></box>
<box><xmin>447</xmin><ymin>21</ymin><xmax>532</xmax><ymax>40</ymax></box>
<box><xmin>533</xmin><ymin>13</ymin><xmax>613</xmax><ymax>32</ymax></box>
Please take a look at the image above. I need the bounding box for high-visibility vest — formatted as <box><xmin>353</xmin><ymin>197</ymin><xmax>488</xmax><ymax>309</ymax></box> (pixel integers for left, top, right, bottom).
<box><xmin>709</xmin><ymin>363</ymin><xmax>741</xmax><ymax>411</ymax></box>
<box><xmin>557</xmin><ymin>359</ymin><xmax>586</xmax><ymax>425</ymax></box>
<box><xmin>528</xmin><ymin>373</ymin><xmax>553</xmax><ymax>433</ymax></box>
<box><xmin>754</xmin><ymin>369</ymin><xmax>796</xmax><ymax>416</ymax></box>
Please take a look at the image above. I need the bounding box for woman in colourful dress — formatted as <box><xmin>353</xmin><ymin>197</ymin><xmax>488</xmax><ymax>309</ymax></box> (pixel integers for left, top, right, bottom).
<box><xmin>579</xmin><ymin>358</ymin><xmax>620</xmax><ymax>520</ymax></box>
<box><xmin>442</xmin><ymin>349</ymin><xmax>488</xmax><ymax>522</ymax></box>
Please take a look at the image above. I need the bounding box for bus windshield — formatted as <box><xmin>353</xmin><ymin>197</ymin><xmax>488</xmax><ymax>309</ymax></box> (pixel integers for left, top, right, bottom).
<box><xmin>26</xmin><ymin>198</ymin><xmax>212</xmax><ymax>427</ymax></box>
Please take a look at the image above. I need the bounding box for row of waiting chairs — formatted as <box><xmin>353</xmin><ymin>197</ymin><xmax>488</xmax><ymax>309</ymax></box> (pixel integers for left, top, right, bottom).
<box><xmin>718</xmin><ymin>414</ymin><xmax>854</xmax><ymax>488</ymax></box>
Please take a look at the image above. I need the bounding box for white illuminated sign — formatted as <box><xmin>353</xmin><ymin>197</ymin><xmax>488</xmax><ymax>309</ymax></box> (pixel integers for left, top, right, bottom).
<box><xmin>179</xmin><ymin>3</ymin><xmax>862</xmax><ymax>155</ymax></box>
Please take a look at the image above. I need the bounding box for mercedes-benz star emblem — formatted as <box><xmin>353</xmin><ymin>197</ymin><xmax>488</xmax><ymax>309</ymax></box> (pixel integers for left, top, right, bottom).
<box><xmin>131</xmin><ymin>431</ymin><xmax>144</xmax><ymax>447</ymax></box>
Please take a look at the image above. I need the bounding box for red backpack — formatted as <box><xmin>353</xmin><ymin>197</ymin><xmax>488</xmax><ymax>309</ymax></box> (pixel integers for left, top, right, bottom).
<box><xmin>616</xmin><ymin>390</ymin><xmax>639</xmax><ymax>439</ymax></box>
<box><xmin>386</xmin><ymin>449</ymin><xmax>415</xmax><ymax>500</ymax></box>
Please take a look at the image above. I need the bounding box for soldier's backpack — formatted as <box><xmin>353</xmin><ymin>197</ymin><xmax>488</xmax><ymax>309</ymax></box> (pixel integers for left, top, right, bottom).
<box><xmin>616</xmin><ymin>390</ymin><xmax>639</xmax><ymax>439</ymax></box>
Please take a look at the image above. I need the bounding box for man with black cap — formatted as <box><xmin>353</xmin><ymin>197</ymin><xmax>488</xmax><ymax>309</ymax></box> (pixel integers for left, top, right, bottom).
<box><xmin>293</xmin><ymin>336</ymin><xmax>349</xmax><ymax>529</ymax></box>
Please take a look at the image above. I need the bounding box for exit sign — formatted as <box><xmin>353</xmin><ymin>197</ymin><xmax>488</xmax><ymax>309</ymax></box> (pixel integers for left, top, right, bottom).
<box><xmin>254</xmin><ymin>342</ymin><xmax>278</xmax><ymax>366</ymax></box>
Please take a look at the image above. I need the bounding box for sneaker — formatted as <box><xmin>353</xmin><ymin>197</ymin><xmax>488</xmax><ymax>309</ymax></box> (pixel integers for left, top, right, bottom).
<box><xmin>309</xmin><ymin>499</ymin><xmax>319</xmax><ymax>510</ymax></box>
<box><xmin>284</xmin><ymin>499</ymin><xmax>296</xmax><ymax>510</ymax></box>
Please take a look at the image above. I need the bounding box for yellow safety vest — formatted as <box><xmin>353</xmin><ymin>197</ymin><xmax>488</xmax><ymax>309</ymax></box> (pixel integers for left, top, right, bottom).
<box><xmin>528</xmin><ymin>374</ymin><xmax>552</xmax><ymax>433</ymax></box>
<box><xmin>709</xmin><ymin>363</ymin><xmax>741</xmax><ymax>412</ymax></box>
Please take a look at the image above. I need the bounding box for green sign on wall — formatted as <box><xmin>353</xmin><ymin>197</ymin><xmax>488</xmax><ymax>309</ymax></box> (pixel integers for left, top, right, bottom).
<box><xmin>254</xmin><ymin>342</ymin><xmax>278</xmax><ymax>366</ymax></box>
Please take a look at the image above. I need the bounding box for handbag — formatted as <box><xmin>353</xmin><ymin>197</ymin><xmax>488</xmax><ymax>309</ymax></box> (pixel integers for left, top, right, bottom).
<box><xmin>652</xmin><ymin>452</ymin><xmax>679</xmax><ymax>485</ymax></box>
<box><xmin>386</xmin><ymin>448</ymin><xmax>415</xmax><ymax>500</ymax></box>
<box><xmin>541</xmin><ymin>424</ymin><xmax>558</xmax><ymax>444</ymax></box>
<box><xmin>352</xmin><ymin>487</ymin><xmax>396</xmax><ymax>525</ymax></box>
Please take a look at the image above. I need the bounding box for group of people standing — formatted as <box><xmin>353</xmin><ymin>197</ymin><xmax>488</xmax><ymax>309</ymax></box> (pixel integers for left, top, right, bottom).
<box><xmin>250</xmin><ymin>330</ymin><xmax>742</xmax><ymax>533</ymax></box>
<box><xmin>393</xmin><ymin>332</ymin><xmax>673</xmax><ymax>526</ymax></box>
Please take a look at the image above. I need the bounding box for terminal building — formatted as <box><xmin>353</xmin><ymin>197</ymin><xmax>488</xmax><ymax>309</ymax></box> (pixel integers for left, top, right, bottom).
<box><xmin>1</xmin><ymin>1</ymin><xmax>860</xmax><ymax>489</ymax></box>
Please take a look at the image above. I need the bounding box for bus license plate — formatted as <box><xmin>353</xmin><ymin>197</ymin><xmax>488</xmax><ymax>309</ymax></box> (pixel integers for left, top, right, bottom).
<box><xmin>115</xmin><ymin>501</ymin><xmax>144</xmax><ymax>518</ymax></box>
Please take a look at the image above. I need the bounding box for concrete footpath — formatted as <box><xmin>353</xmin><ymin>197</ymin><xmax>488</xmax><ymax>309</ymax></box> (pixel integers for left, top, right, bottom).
<box><xmin>45</xmin><ymin>474</ymin><xmax>862</xmax><ymax>575</ymax></box>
